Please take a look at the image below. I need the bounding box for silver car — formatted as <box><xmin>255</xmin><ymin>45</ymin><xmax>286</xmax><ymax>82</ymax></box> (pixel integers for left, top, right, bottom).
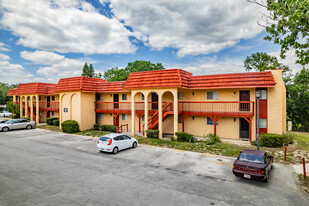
<box><xmin>0</xmin><ymin>119</ymin><xmax>6</xmax><ymax>124</ymax></box>
<box><xmin>0</xmin><ymin>119</ymin><xmax>36</xmax><ymax>132</ymax></box>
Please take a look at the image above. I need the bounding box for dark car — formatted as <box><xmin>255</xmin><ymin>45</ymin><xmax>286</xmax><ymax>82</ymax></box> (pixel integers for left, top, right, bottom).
<box><xmin>232</xmin><ymin>149</ymin><xmax>273</xmax><ymax>182</ymax></box>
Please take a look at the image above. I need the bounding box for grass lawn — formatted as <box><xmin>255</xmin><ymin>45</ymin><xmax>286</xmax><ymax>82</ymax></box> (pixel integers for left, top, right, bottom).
<box><xmin>36</xmin><ymin>124</ymin><xmax>61</xmax><ymax>132</ymax></box>
<box><xmin>76</xmin><ymin>130</ymin><xmax>110</xmax><ymax>137</ymax></box>
<box><xmin>291</xmin><ymin>132</ymin><xmax>309</xmax><ymax>151</ymax></box>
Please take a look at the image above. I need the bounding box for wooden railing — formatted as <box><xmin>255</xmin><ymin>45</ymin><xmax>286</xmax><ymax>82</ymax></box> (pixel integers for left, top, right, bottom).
<box><xmin>39</xmin><ymin>102</ymin><xmax>59</xmax><ymax>111</ymax></box>
<box><xmin>178</xmin><ymin>101</ymin><xmax>254</xmax><ymax>117</ymax></box>
<box><xmin>116</xmin><ymin>124</ymin><xmax>129</xmax><ymax>133</ymax></box>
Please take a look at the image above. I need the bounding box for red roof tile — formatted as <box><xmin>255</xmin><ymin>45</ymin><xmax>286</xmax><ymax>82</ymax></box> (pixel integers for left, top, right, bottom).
<box><xmin>55</xmin><ymin>77</ymin><xmax>107</xmax><ymax>93</ymax></box>
<box><xmin>97</xmin><ymin>81</ymin><xmax>126</xmax><ymax>93</ymax></box>
<box><xmin>124</xmin><ymin>69</ymin><xmax>192</xmax><ymax>89</ymax></box>
<box><xmin>15</xmin><ymin>83</ymin><xmax>57</xmax><ymax>95</ymax></box>
<box><xmin>189</xmin><ymin>71</ymin><xmax>276</xmax><ymax>89</ymax></box>
<box><xmin>7</xmin><ymin>88</ymin><xmax>17</xmax><ymax>96</ymax></box>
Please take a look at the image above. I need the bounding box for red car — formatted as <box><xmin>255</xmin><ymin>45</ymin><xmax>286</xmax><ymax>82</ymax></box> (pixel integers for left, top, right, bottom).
<box><xmin>232</xmin><ymin>149</ymin><xmax>273</xmax><ymax>182</ymax></box>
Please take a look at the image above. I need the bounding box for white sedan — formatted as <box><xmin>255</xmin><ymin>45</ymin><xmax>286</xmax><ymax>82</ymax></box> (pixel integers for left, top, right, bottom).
<box><xmin>0</xmin><ymin>111</ymin><xmax>12</xmax><ymax>117</ymax></box>
<box><xmin>97</xmin><ymin>133</ymin><xmax>138</xmax><ymax>154</ymax></box>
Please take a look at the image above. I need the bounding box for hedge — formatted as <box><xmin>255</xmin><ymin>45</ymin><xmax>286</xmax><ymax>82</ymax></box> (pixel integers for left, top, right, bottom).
<box><xmin>251</xmin><ymin>133</ymin><xmax>295</xmax><ymax>148</ymax></box>
<box><xmin>93</xmin><ymin>124</ymin><xmax>100</xmax><ymax>130</ymax></box>
<box><xmin>204</xmin><ymin>133</ymin><xmax>221</xmax><ymax>145</ymax></box>
<box><xmin>61</xmin><ymin>120</ymin><xmax>79</xmax><ymax>133</ymax></box>
<box><xmin>100</xmin><ymin>125</ymin><xmax>118</xmax><ymax>132</ymax></box>
<box><xmin>52</xmin><ymin>119</ymin><xmax>59</xmax><ymax>126</ymax></box>
<box><xmin>175</xmin><ymin>132</ymin><xmax>196</xmax><ymax>142</ymax></box>
<box><xmin>146</xmin><ymin>130</ymin><xmax>159</xmax><ymax>139</ymax></box>
<box><xmin>47</xmin><ymin>117</ymin><xmax>59</xmax><ymax>125</ymax></box>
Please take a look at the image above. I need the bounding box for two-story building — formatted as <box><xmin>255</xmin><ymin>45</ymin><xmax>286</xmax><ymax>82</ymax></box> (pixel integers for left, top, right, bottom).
<box><xmin>7</xmin><ymin>69</ymin><xmax>286</xmax><ymax>142</ymax></box>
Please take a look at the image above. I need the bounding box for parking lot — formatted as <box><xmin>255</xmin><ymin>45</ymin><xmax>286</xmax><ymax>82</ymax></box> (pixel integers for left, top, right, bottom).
<box><xmin>0</xmin><ymin>129</ymin><xmax>308</xmax><ymax>206</ymax></box>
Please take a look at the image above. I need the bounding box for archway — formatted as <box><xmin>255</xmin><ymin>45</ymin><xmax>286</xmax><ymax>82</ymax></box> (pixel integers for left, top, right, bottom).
<box><xmin>134</xmin><ymin>92</ymin><xmax>145</xmax><ymax>134</ymax></box>
<box><xmin>162</xmin><ymin>91</ymin><xmax>174</xmax><ymax>137</ymax></box>
<box><xmin>32</xmin><ymin>96</ymin><xmax>37</xmax><ymax>122</ymax></box>
<box><xmin>21</xmin><ymin>96</ymin><xmax>25</xmax><ymax>118</ymax></box>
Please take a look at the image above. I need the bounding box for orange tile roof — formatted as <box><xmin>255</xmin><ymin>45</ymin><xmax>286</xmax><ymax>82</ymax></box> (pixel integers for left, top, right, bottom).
<box><xmin>124</xmin><ymin>69</ymin><xmax>192</xmax><ymax>89</ymax></box>
<box><xmin>97</xmin><ymin>81</ymin><xmax>126</xmax><ymax>93</ymax></box>
<box><xmin>15</xmin><ymin>83</ymin><xmax>57</xmax><ymax>95</ymax></box>
<box><xmin>55</xmin><ymin>76</ymin><xmax>107</xmax><ymax>93</ymax></box>
<box><xmin>7</xmin><ymin>88</ymin><xmax>17</xmax><ymax>96</ymax></box>
<box><xmin>189</xmin><ymin>71</ymin><xmax>276</xmax><ymax>89</ymax></box>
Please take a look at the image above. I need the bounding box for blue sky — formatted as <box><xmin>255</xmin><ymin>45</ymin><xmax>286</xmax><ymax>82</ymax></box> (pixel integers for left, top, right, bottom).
<box><xmin>0</xmin><ymin>0</ymin><xmax>301</xmax><ymax>84</ymax></box>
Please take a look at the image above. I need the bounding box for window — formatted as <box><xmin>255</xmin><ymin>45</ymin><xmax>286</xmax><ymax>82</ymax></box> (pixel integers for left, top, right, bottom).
<box><xmin>52</xmin><ymin>96</ymin><xmax>55</xmax><ymax>101</ymax></box>
<box><xmin>39</xmin><ymin>96</ymin><xmax>41</xmax><ymax>101</ymax></box>
<box><xmin>178</xmin><ymin>116</ymin><xmax>182</xmax><ymax>123</ymax></box>
<box><xmin>51</xmin><ymin>111</ymin><xmax>55</xmax><ymax>116</ymax></box>
<box><xmin>207</xmin><ymin>91</ymin><xmax>218</xmax><ymax>100</ymax></box>
<box><xmin>96</xmin><ymin>113</ymin><xmax>103</xmax><ymax>119</ymax></box>
<box><xmin>260</xmin><ymin>90</ymin><xmax>267</xmax><ymax>99</ymax></box>
<box><xmin>259</xmin><ymin>119</ymin><xmax>267</xmax><ymax>128</ymax></box>
<box><xmin>122</xmin><ymin>94</ymin><xmax>127</xmax><ymax>100</ymax></box>
<box><xmin>178</xmin><ymin>92</ymin><xmax>184</xmax><ymax>100</ymax></box>
<box><xmin>142</xmin><ymin>94</ymin><xmax>144</xmax><ymax>100</ymax></box>
<box><xmin>142</xmin><ymin>115</ymin><xmax>144</xmax><ymax>121</ymax></box>
<box><xmin>27</xmin><ymin>97</ymin><xmax>30</xmax><ymax>101</ymax></box>
<box><xmin>96</xmin><ymin>94</ymin><xmax>103</xmax><ymax>101</ymax></box>
<box><xmin>122</xmin><ymin>135</ymin><xmax>131</xmax><ymax>140</ymax></box>
<box><xmin>207</xmin><ymin>117</ymin><xmax>218</xmax><ymax>125</ymax></box>
<box><xmin>122</xmin><ymin>114</ymin><xmax>127</xmax><ymax>120</ymax></box>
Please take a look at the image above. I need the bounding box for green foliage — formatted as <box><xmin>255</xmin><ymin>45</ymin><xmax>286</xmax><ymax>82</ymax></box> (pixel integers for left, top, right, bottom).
<box><xmin>146</xmin><ymin>130</ymin><xmax>159</xmax><ymax>139</ymax></box>
<box><xmin>99</xmin><ymin>125</ymin><xmax>117</xmax><ymax>132</ymax></box>
<box><xmin>81</xmin><ymin>63</ymin><xmax>102</xmax><ymax>79</ymax></box>
<box><xmin>204</xmin><ymin>133</ymin><xmax>221</xmax><ymax>145</ymax></box>
<box><xmin>260</xmin><ymin>133</ymin><xmax>284</xmax><ymax>147</ymax></box>
<box><xmin>282</xmin><ymin>133</ymin><xmax>294</xmax><ymax>145</ymax></box>
<box><xmin>46</xmin><ymin>117</ymin><xmax>59</xmax><ymax>125</ymax></box>
<box><xmin>175</xmin><ymin>132</ymin><xmax>196</xmax><ymax>142</ymax></box>
<box><xmin>0</xmin><ymin>83</ymin><xmax>18</xmax><ymax>105</ymax></box>
<box><xmin>61</xmin><ymin>120</ymin><xmax>79</xmax><ymax>133</ymax></box>
<box><xmin>249</xmin><ymin>0</ymin><xmax>309</xmax><ymax>65</ymax></box>
<box><xmin>6</xmin><ymin>100</ymin><xmax>20</xmax><ymax>118</ymax></box>
<box><xmin>103</xmin><ymin>60</ymin><xmax>165</xmax><ymax>82</ymax></box>
<box><xmin>287</xmin><ymin>68</ymin><xmax>309</xmax><ymax>131</ymax></box>
<box><xmin>52</xmin><ymin>119</ymin><xmax>59</xmax><ymax>126</ymax></box>
<box><xmin>93</xmin><ymin>124</ymin><xmax>100</xmax><ymax>130</ymax></box>
<box><xmin>244</xmin><ymin>52</ymin><xmax>292</xmax><ymax>83</ymax></box>
<box><xmin>23</xmin><ymin>117</ymin><xmax>31</xmax><ymax>120</ymax></box>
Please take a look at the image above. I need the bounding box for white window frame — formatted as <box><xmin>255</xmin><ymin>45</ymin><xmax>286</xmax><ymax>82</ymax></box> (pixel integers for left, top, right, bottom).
<box><xmin>207</xmin><ymin>117</ymin><xmax>218</xmax><ymax>125</ymax></box>
<box><xmin>122</xmin><ymin>114</ymin><xmax>128</xmax><ymax>120</ymax></box>
<box><xmin>178</xmin><ymin>92</ymin><xmax>184</xmax><ymax>100</ymax></box>
<box><xmin>207</xmin><ymin>91</ymin><xmax>218</xmax><ymax>100</ymax></box>
<box><xmin>122</xmin><ymin>94</ymin><xmax>127</xmax><ymax>100</ymax></box>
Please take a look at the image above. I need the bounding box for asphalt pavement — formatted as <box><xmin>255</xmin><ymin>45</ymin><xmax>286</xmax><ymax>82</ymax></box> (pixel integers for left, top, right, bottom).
<box><xmin>0</xmin><ymin>129</ymin><xmax>308</xmax><ymax>206</ymax></box>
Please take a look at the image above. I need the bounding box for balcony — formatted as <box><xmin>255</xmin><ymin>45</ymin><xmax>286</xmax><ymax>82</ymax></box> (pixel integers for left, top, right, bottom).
<box><xmin>39</xmin><ymin>102</ymin><xmax>59</xmax><ymax>112</ymax></box>
<box><xmin>178</xmin><ymin>101</ymin><xmax>254</xmax><ymax>117</ymax></box>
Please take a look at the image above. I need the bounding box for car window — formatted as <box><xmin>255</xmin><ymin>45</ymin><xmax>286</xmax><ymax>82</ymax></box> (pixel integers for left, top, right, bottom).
<box><xmin>122</xmin><ymin>135</ymin><xmax>131</xmax><ymax>140</ymax></box>
<box><xmin>239</xmin><ymin>153</ymin><xmax>265</xmax><ymax>164</ymax></box>
<box><xmin>6</xmin><ymin>120</ymin><xmax>14</xmax><ymax>124</ymax></box>
<box><xmin>99</xmin><ymin>137</ymin><xmax>111</xmax><ymax>141</ymax></box>
<box><xmin>114</xmin><ymin>136</ymin><xmax>122</xmax><ymax>141</ymax></box>
<box><xmin>13</xmin><ymin>120</ymin><xmax>20</xmax><ymax>123</ymax></box>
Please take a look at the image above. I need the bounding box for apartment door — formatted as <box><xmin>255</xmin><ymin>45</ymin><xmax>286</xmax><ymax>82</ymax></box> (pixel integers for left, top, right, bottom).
<box><xmin>151</xmin><ymin>93</ymin><xmax>158</xmax><ymax>110</ymax></box>
<box><xmin>47</xmin><ymin>96</ymin><xmax>50</xmax><ymax>108</ymax></box>
<box><xmin>239</xmin><ymin>90</ymin><xmax>250</xmax><ymax>111</ymax></box>
<box><xmin>114</xmin><ymin>115</ymin><xmax>119</xmax><ymax>127</ymax></box>
<box><xmin>113</xmin><ymin>94</ymin><xmax>119</xmax><ymax>109</ymax></box>
<box><xmin>239</xmin><ymin>118</ymin><xmax>249</xmax><ymax>139</ymax></box>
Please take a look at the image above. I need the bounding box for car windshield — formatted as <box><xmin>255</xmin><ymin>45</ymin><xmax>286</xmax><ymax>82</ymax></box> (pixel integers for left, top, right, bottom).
<box><xmin>5</xmin><ymin>120</ymin><xmax>14</xmax><ymax>124</ymax></box>
<box><xmin>239</xmin><ymin>153</ymin><xmax>264</xmax><ymax>164</ymax></box>
<box><xmin>99</xmin><ymin>137</ymin><xmax>111</xmax><ymax>141</ymax></box>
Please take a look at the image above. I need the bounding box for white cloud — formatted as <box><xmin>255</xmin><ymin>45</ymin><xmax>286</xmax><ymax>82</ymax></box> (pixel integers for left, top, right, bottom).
<box><xmin>0</xmin><ymin>60</ymin><xmax>36</xmax><ymax>84</ymax></box>
<box><xmin>0</xmin><ymin>53</ymin><xmax>10</xmax><ymax>60</ymax></box>
<box><xmin>20</xmin><ymin>50</ymin><xmax>85</xmax><ymax>80</ymax></box>
<box><xmin>268</xmin><ymin>50</ymin><xmax>303</xmax><ymax>74</ymax></box>
<box><xmin>0</xmin><ymin>0</ymin><xmax>136</xmax><ymax>54</ymax></box>
<box><xmin>0</xmin><ymin>42</ymin><xmax>10</xmax><ymax>51</ymax></box>
<box><xmin>103</xmin><ymin>0</ymin><xmax>265</xmax><ymax>57</ymax></box>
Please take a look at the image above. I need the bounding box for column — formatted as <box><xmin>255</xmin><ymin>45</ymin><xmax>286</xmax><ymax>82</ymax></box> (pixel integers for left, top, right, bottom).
<box><xmin>36</xmin><ymin>95</ymin><xmax>39</xmax><ymax>124</ymax></box>
<box><xmin>158</xmin><ymin>93</ymin><xmax>163</xmax><ymax>139</ymax></box>
<box><xmin>131</xmin><ymin>92</ymin><xmax>135</xmax><ymax>136</ymax></box>
<box><xmin>30</xmin><ymin>96</ymin><xmax>34</xmax><ymax>121</ymax></box>
<box><xmin>20</xmin><ymin>96</ymin><xmax>23</xmax><ymax>118</ymax></box>
<box><xmin>144</xmin><ymin>92</ymin><xmax>148</xmax><ymax>137</ymax></box>
<box><xmin>173</xmin><ymin>91</ymin><xmax>178</xmax><ymax>138</ymax></box>
<box><xmin>25</xmin><ymin>96</ymin><xmax>29</xmax><ymax>118</ymax></box>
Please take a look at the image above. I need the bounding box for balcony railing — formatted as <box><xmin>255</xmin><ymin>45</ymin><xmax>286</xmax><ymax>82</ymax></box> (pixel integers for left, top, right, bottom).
<box><xmin>96</xmin><ymin>102</ymin><xmax>132</xmax><ymax>113</ymax></box>
<box><xmin>178</xmin><ymin>101</ymin><xmax>254</xmax><ymax>117</ymax></box>
<box><xmin>39</xmin><ymin>102</ymin><xmax>59</xmax><ymax>111</ymax></box>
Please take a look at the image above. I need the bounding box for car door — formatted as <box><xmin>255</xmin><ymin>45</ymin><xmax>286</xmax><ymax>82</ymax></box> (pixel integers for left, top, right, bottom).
<box><xmin>10</xmin><ymin>120</ymin><xmax>22</xmax><ymax>129</ymax></box>
<box><xmin>114</xmin><ymin>136</ymin><xmax>124</xmax><ymax>150</ymax></box>
<box><xmin>122</xmin><ymin>135</ymin><xmax>132</xmax><ymax>149</ymax></box>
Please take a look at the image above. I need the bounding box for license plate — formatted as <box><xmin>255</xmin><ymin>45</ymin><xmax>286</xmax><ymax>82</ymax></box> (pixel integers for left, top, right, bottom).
<box><xmin>244</xmin><ymin>174</ymin><xmax>251</xmax><ymax>179</ymax></box>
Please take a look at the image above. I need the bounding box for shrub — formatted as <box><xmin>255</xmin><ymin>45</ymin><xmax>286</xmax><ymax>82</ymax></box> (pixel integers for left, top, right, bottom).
<box><xmin>46</xmin><ymin>117</ymin><xmax>59</xmax><ymax>125</ymax></box>
<box><xmin>146</xmin><ymin>130</ymin><xmax>159</xmax><ymax>139</ymax></box>
<box><xmin>100</xmin><ymin>125</ymin><xmax>117</xmax><ymax>132</ymax></box>
<box><xmin>170</xmin><ymin>136</ymin><xmax>175</xmax><ymax>141</ymax></box>
<box><xmin>251</xmin><ymin>139</ymin><xmax>264</xmax><ymax>147</ymax></box>
<box><xmin>52</xmin><ymin>119</ymin><xmax>59</xmax><ymax>126</ymax></box>
<box><xmin>93</xmin><ymin>124</ymin><xmax>100</xmax><ymax>130</ymax></box>
<box><xmin>175</xmin><ymin>132</ymin><xmax>196</xmax><ymax>142</ymax></box>
<box><xmin>61</xmin><ymin>120</ymin><xmax>79</xmax><ymax>133</ymax></box>
<box><xmin>260</xmin><ymin>133</ymin><xmax>284</xmax><ymax>147</ymax></box>
<box><xmin>12</xmin><ymin>114</ymin><xmax>20</xmax><ymax>119</ymax></box>
<box><xmin>282</xmin><ymin>133</ymin><xmax>294</xmax><ymax>145</ymax></box>
<box><xmin>204</xmin><ymin>133</ymin><xmax>221</xmax><ymax>145</ymax></box>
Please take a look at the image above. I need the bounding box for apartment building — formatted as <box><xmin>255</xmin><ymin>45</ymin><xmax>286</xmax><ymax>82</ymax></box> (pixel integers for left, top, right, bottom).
<box><xmin>7</xmin><ymin>69</ymin><xmax>286</xmax><ymax>141</ymax></box>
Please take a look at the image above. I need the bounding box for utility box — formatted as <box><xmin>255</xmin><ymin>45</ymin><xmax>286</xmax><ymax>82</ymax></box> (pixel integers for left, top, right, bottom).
<box><xmin>287</xmin><ymin>121</ymin><xmax>292</xmax><ymax>131</ymax></box>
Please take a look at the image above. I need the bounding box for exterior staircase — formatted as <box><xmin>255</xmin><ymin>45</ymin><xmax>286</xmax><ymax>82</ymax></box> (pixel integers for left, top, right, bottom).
<box><xmin>147</xmin><ymin>102</ymin><xmax>173</xmax><ymax>130</ymax></box>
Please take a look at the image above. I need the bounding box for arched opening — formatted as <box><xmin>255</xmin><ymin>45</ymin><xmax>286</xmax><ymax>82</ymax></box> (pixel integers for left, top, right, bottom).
<box><xmin>162</xmin><ymin>91</ymin><xmax>174</xmax><ymax>137</ymax></box>
<box><xmin>134</xmin><ymin>92</ymin><xmax>145</xmax><ymax>134</ymax></box>
<box><xmin>145</xmin><ymin>91</ymin><xmax>159</xmax><ymax>132</ymax></box>
<box><xmin>21</xmin><ymin>96</ymin><xmax>25</xmax><ymax>117</ymax></box>
<box><xmin>32</xmin><ymin>96</ymin><xmax>37</xmax><ymax>122</ymax></box>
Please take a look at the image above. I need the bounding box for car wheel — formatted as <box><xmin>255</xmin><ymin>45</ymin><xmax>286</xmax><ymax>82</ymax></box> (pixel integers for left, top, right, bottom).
<box><xmin>2</xmin><ymin>127</ymin><xmax>9</xmax><ymax>132</ymax></box>
<box><xmin>271</xmin><ymin>165</ymin><xmax>273</xmax><ymax>170</ymax></box>
<box><xmin>113</xmin><ymin>147</ymin><xmax>118</xmax><ymax>154</ymax></box>
<box><xmin>26</xmin><ymin>125</ymin><xmax>32</xmax><ymax>130</ymax></box>
<box><xmin>132</xmin><ymin>142</ymin><xmax>137</xmax><ymax>148</ymax></box>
